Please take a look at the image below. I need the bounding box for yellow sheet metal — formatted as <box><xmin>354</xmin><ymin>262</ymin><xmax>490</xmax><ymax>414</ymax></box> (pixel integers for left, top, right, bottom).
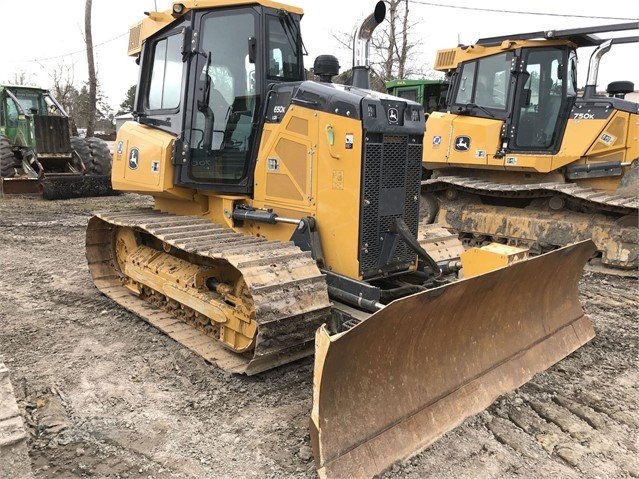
<box><xmin>311</xmin><ymin>240</ymin><xmax>596</xmax><ymax>478</ymax></box>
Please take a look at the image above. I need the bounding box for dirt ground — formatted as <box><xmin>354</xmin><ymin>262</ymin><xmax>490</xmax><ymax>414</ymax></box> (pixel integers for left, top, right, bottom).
<box><xmin>0</xmin><ymin>193</ymin><xmax>637</xmax><ymax>479</ymax></box>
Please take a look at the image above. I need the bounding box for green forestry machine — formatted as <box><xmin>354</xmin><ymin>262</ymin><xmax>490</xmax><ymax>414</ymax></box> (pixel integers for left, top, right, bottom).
<box><xmin>0</xmin><ymin>85</ymin><xmax>115</xmax><ymax>200</ymax></box>
<box><xmin>386</xmin><ymin>78</ymin><xmax>449</xmax><ymax>114</ymax></box>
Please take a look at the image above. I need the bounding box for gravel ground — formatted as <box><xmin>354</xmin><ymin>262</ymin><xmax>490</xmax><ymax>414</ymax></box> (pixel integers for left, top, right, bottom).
<box><xmin>0</xmin><ymin>193</ymin><xmax>637</xmax><ymax>479</ymax></box>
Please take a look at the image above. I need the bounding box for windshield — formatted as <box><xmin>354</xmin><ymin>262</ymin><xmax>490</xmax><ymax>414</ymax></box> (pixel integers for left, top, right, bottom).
<box><xmin>266</xmin><ymin>14</ymin><xmax>304</xmax><ymax>81</ymax></box>
<box><xmin>12</xmin><ymin>90</ymin><xmax>50</xmax><ymax>116</ymax></box>
<box><xmin>453</xmin><ymin>52</ymin><xmax>511</xmax><ymax>110</ymax></box>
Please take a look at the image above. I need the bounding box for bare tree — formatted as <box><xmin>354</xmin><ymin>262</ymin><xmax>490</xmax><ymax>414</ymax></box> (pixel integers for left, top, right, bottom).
<box><xmin>85</xmin><ymin>0</ymin><xmax>97</xmax><ymax>137</ymax></box>
<box><xmin>50</xmin><ymin>63</ymin><xmax>77</xmax><ymax>113</ymax></box>
<box><xmin>380</xmin><ymin>0</ymin><xmax>398</xmax><ymax>81</ymax></box>
<box><xmin>370</xmin><ymin>0</ymin><xmax>431</xmax><ymax>83</ymax></box>
<box><xmin>398</xmin><ymin>0</ymin><xmax>410</xmax><ymax>78</ymax></box>
<box><xmin>8</xmin><ymin>71</ymin><xmax>30</xmax><ymax>86</ymax></box>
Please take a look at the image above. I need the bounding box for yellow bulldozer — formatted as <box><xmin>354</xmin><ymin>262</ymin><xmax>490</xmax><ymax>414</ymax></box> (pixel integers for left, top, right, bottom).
<box><xmin>422</xmin><ymin>22</ymin><xmax>638</xmax><ymax>273</ymax></box>
<box><xmin>86</xmin><ymin>1</ymin><xmax>596</xmax><ymax>476</ymax></box>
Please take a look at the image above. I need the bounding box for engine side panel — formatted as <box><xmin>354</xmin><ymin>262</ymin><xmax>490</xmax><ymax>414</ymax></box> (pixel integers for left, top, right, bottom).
<box><xmin>112</xmin><ymin>121</ymin><xmax>193</xmax><ymax>200</ymax></box>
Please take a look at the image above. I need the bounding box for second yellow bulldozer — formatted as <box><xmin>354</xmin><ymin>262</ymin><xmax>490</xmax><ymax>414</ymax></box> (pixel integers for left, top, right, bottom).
<box><xmin>422</xmin><ymin>22</ymin><xmax>638</xmax><ymax>273</ymax></box>
<box><xmin>86</xmin><ymin>1</ymin><xmax>596</xmax><ymax>476</ymax></box>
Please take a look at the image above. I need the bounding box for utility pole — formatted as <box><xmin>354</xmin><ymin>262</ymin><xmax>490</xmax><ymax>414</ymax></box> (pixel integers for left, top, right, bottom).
<box><xmin>85</xmin><ymin>0</ymin><xmax>96</xmax><ymax>137</ymax></box>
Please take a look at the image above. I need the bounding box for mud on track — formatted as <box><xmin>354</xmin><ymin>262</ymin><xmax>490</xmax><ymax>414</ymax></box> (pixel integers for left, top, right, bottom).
<box><xmin>0</xmin><ymin>194</ymin><xmax>637</xmax><ymax>478</ymax></box>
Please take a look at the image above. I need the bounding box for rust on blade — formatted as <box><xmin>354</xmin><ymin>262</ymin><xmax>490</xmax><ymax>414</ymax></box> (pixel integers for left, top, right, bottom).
<box><xmin>311</xmin><ymin>240</ymin><xmax>596</xmax><ymax>479</ymax></box>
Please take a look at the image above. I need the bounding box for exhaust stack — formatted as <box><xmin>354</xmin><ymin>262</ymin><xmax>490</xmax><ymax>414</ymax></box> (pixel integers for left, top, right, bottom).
<box><xmin>584</xmin><ymin>39</ymin><xmax>612</xmax><ymax>98</ymax></box>
<box><xmin>351</xmin><ymin>1</ymin><xmax>386</xmax><ymax>89</ymax></box>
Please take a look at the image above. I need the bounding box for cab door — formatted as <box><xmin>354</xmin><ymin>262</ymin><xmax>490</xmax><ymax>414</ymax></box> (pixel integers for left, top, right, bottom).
<box><xmin>2</xmin><ymin>92</ymin><xmax>35</xmax><ymax>148</ymax></box>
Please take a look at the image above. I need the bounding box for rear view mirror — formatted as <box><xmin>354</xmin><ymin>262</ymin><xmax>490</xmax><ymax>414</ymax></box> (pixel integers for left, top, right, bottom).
<box><xmin>248</xmin><ymin>37</ymin><xmax>257</xmax><ymax>64</ymax></box>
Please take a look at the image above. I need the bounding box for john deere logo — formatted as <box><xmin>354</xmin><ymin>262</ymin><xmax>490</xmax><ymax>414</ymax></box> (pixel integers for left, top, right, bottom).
<box><xmin>128</xmin><ymin>148</ymin><xmax>139</xmax><ymax>170</ymax></box>
<box><xmin>454</xmin><ymin>136</ymin><xmax>471</xmax><ymax>151</ymax></box>
<box><xmin>387</xmin><ymin>107</ymin><xmax>399</xmax><ymax>124</ymax></box>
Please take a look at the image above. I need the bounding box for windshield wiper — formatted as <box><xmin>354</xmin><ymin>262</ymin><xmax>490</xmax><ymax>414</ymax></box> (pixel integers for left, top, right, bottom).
<box><xmin>280</xmin><ymin>10</ymin><xmax>308</xmax><ymax>57</ymax></box>
<box><xmin>458</xmin><ymin>103</ymin><xmax>495</xmax><ymax>118</ymax></box>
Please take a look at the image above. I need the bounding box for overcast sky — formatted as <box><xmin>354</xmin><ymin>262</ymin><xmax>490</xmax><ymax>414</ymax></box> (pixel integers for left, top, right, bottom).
<box><xmin>2</xmin><ymin>0</ymin><xmax>637</xmax><ymax>112</ymax></box>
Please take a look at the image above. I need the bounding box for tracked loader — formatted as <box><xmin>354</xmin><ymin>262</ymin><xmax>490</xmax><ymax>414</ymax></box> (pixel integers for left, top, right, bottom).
<box><xmin>86</xmin><ymin>1</ymin><xmax>596</xmax><ymax>476</ymax></box>
<box><xmin>0</xmin><ymin>85</ymin><xmax>115</xmax><ymax>199</ymax></box>
<box><xmin>422</xmin><ymin>23</ymin><xmax>638</xmax><ymax>273</ymax></box>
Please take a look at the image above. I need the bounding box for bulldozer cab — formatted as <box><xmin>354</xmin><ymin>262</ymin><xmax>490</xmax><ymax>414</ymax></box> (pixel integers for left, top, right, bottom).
<box><xmin>132</xmin><ymin>4</ymin><xmax>304</xmax><ymax>195</ymax></box>
<box><xmin>446</xmin><ymin>44</ymin><xmax>576</xmax><ymax>154</ymax></box>
<box><xmin>435</xmin><ymin>22</ymin><xmax>639</xmax><ymax>161</ymax></box>
<box><xmin>448</xmin><ymin>46</ymin><xmax>576</xmax><ymax>153</ymax></box>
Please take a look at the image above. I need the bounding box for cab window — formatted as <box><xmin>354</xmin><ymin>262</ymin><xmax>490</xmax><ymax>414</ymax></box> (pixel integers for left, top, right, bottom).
<box><xmin>514</xmin><ymin>48</ymin><xmax>565</xmax><ymax>149</ymax></box>
<box><xmin>5</xmin><ymin>96</ymin><xmax>19</xmax><ymax>127</ymax></box>
<box><xmin>453</xmin><ymin>53</ymin><xmax>511</xmax><ymax>110</ymax></box>
<box><xmin>188</xmin><ymin>9</ymin><xmax>258</xmax><ymax>184</ymax></box>
<box><xmin>454</xmin><ymin>62</ymin><xmax>476</xmax><ymax>104</ymax></box>
<box><xmin>266</xmin><ymin>15</ymin><xmax>303</xmax><ymax>81</ymax></box>
<box><xmin>475</xmin><ymin>53</ymin><xmax>509</xmax><ymax>109</ymax></box>
<box><xmin>147</xmin><ymin>34</ymin><xmax>183</xmax><ymax>110</ymax></box>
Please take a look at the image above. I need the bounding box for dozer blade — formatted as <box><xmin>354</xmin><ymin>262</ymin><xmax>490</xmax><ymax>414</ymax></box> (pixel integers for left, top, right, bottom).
<box><xmin>311</xmin><ymin>240</ymin><xmax>596</xmax><ymax>479</ymax></box>
<box><xmin>41</xmin><ymin>175</ymin><xmax>118</xmax><ymax>200</ymax></box>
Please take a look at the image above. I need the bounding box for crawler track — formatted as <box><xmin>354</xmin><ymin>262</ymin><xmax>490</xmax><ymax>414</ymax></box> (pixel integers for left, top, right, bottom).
<box><xmin>423</xmin><ymin>176</ymin><xmax>638</xmax><ymax>215</ymax></box>
<box><xmin>423</xmin><ymin>176</ymin><xmax>638</xmax><ymax>272</ymax></box>
<box><xmin>86</xmin><ymin>209</ymin><xmax>331</xmax><ymax>375</ymax></box>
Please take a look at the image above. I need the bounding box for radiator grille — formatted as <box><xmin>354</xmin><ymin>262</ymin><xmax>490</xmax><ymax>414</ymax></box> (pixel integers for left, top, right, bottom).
<box><xmin>359</xmin><ymin>134</ymin><xmax>422</xmax><ymax>279</ymax></box>
<box><xmin>435</xmin><ymin>49</ymin><xmax>457</xmax><ymax>70</ymax></box>
<box><xmin>33</xmin><ymin>116</ymin><xmax>71</xmax><ymax>155</ymax></box>
<box><xmin>128</xmin><ymin>23</ymin><xmax>142</xmax><ymax>55</ymax></box>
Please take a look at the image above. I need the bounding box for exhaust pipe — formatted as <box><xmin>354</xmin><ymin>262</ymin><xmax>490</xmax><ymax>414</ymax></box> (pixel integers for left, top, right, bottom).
<box><xmin>584</xmin><ymin>39</ymin><xmax>612</xmax><ymax>98</ymax></box>
<box><xmin>351</xmin><ymin>1</ymin><xmax>386</xmax><ymax>89</ymax></box>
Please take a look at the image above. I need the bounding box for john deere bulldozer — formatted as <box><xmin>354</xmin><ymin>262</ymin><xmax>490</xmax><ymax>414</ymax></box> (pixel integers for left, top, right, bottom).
<box><xmin>0</xmin><ymin>85</ymin><xmax>115</xmax><ymax>199</ymax></box>
<box><xmin>422</xmin><ymin>23</ymin><xmax>638</xmax><ymax>273</ymax></box>
<box><xmin>86</xmin><ymin>1</ymin><xmax>596</xmax><ymax>476</ymax></box>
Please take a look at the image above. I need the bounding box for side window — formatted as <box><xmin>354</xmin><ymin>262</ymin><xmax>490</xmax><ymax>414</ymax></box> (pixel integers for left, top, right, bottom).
<box><xmin>454</xmin><ymin>62</ymin><xmax>476</xmax><ymax>104</ymax></box>
<box><xmin>266</xmin><ymin>15</ymin><xmax>303</xmax><ymax>81</ymax></box>
<box><xmin>147</xmin><ymin>34</ymin><xmax>183</xmax><ymax>110</ymax></box>
<box><xmin>6</xmin><ymin>97</ymin><xmax>19</xmax><ymax>127</ymax></box>
<box><xmin>568</xmin><ymin>54</ymin><xmax>577</xmax><ymax>96</ymax></box>
<box><xmin>475</xmin><ymin>53</ymin><xmax>510</xmax><ymax>109</ymax></box>
<box><xmin>396</xmin><ymin>88</ymin><xmax>419</xmax><ymax>102</ymax></box>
